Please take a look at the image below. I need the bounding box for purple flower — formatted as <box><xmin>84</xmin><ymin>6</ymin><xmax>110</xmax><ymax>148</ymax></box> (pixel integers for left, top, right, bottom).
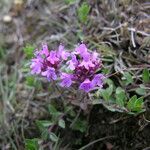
<box><xmin>40</xmin><ymin>44</ymin><xmax>49</xmax><ymax>57</ymax></box>
<box><xmin>65</xmin><ymin>43</ymin><xmax>104</xmax><ymax>92</ymax></box>
<box><xmin>60</xmin><ymin>73</ymin><xmax>72</xmax><ymax>87</ymax></box>
<box><xmin>79</xmin><ymin>60</ymin><xmax>94</xmax><ymax>70</ymax></box>
<box><xmin>75</xmin><ymin>48</ymin><xmax>98</xmax><ymax>70</ymax></box>
<box><xmin>57</xmin><ymin>44</ymin><xmax>70</xmax><ymax>60</ymax></box>
<box><xmin>30</xmin><ymin>42</ymin><xmax>105</xmax><ymax>93</ymax></box>
<box><xmin>30</xmin><ymin>56</ymin><xmax>43</xmax><ymax>74</ymax></box>
<box><xmin>30</xmin><ymin>61</ymin><xmax>43</xmax><ymax>74</ymax></box>
<box><xmin>92</xmin><ymin>51</ymin><xmax>99</xmax><ymax>62</ymax></box>
<box><xmin>41</xmin><ymin>67</ymin><xmax>57</xmax><ymax>81</ymax></box>
<box><xmin>92</xmin><ymin>74</ymin><xmax>105</xmax><ymax>88</ymax></box>
<box><xmin>67</xmin><ymin>54</ymin><xmax>78</xmax><ymax>70</ymax></box>
<box><xmin>75</xmin><ymin>44</ymin><xmax>87</xmax><ymax>55</ymax></box>
<box><xmin>78</xmin><ymin>52</ymin><xmax>94</xmax><ymax>69</ymax></box>
<box><xmin>79</xmin><ymin>79</ymin><xmax>93</xmax><ymax>92</ymax></box>
<box><xmin>47</xmin><ymin>51</ymin><xmax>59</xmax><ymax>64</ymax></box>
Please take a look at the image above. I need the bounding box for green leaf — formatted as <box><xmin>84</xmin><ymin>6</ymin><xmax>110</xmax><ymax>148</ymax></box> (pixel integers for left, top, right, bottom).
<box><xmin>135</xmin><ymin>87</ymin><xmax>146</xmax><ymax>96</ymax></box>
<box><xmin>142</xmin><ymin>69</ymin><xmax>150</xmax><ymax>83</ymax></box>
<box><xmin>36</xmin><ymin>120</ymin><xmax>52</xmax><ymax>140</ymax></box>
<box><xmin>25</xmin><ymin>139</ymin><xmax>39</xmax><ymax>150</ymax></box>
<box><xmin>102</xmin><ymin>103</ymin><xmax>128</xmax><ymax>113</ymax></box>
<box><xmin>77</xmin><ymin>30</ymin><xmax>84</xmax><ymax>41</ymax></box>
<box><xmin>100</xmin><ymin>89</ymin><xmax>110</xmax><ymax>101</ymax></box>
<box><xmin>48</xmin><ymin>104</ymin><xmax>62</xmax><ymax>122</ymax></box>
<box><xmin>49</xmin><ymin>132</ymin><xmax>58</xmax><ymax>142</ymax></box>
<box><xmin>107</xmin><ymin>84</ymin><xmax>113</xmax><ymax>97</ymax></box>
<box><xmin>0</xmin><ymin>47</ymin><xmax>5</xmax><ymax>59</ymax></box>
<box><xmin>115</xmin><ymin>87</ymin><xmax>126</xmax><ymax>107</ymax></box>
<box><xmin>106</xmin><ymin>79</ymin><xmax>114</xmax><ymax>96</ymax></box>
<box><xmin>65</xmin><ymin>0</ymin><xmax>75</xmax><ymax>4</ymax></box>
<box><xmin>100</xmin><ymin>79</ymin><xmax>114</xmax><ymax>101</ymax></box>
<box><xmin>23</xmin><ymin>44</ymin><xmax>35</xmax><ymax>59</ymax></box>
<box><xmin>123</xmin><ymin>72</ymin><xmax>133</xmax><ymax>85</ymax></box>
<box><xmin>58</xmin><ymin>119</ymin><xmax>65</xmax><ymax>129</ymax></box>
<box><xmin>77</xmin><ymin>2</ymin><xmax>90</xmax><ymax>23</ymax></box>
<box><xmin>48</xmin><ymin>104</ymin><xmax>58</xmax><ymax>114</ymax></box>
<box><xmin>102</xmin><ymin>68</ymin><xmax>111</xmax><ymax>74</ymax></box>
<box><xmin>127</xmin><ymin>95</ymin><xmax>137</xmax><ymax>111</ymax></box>
<box><xmin>72</xmin><ymin>119</ymin><xmax>87</xmax><ymax>133</ymax></box>
<box><xmin>127</xmin><ymin>95</ymin><xmax>144</xmax><ymax>112</ymax></box>
<box><xmin>64</xmin><ymin>106</ymin><xmax>76</xmax><ymax>117</ymax></box>
<box><xmin>26</xmin><ymin>76</ymin><xmax>35</xmax><ymax>86</ymax></box>
<box><xmin>36</xmin><ymin>120</ymin><xmax>53</xmax><ymax>129</ymax></box>
<box><xmin>132</xmin><ymin>97</ymin><xmax>144</xmax><ymax>112</ymax></box>
<box><xmin>41</xmin><ymin>129</ymin><xmax>49</xmax><ymax>140</ymax></box>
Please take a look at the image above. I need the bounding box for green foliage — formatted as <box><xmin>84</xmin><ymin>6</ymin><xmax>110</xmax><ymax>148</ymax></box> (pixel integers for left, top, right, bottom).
<box><xmin>48</xmin><ymin>104</ymin><xmax>62</xmax><ymax>119</ymax></box>
<box><xmin>77</xmin><ymin>2</ymin><xmax>90</xmax><ymax>23</ymax></box>
<box><xmin>115</xmin><ymin>87</ymin><xmax>126</xmax><ymax>107</ymax></box>
<box><xmin>0</xmin><ymin>47</ymin><xmax>5</xmax><ymax>59</ymax></box>
<box><xmin>49</xmin><ymin>132</ymin><xmax>59</xmax><ymax>142</ymax></box>
<box><xmin>127</xmin><ymin>96</ymin><xmax>144</xmax><ymax>113</ymax></box>
<box><xmin>142</xmin><ymin>69</ymin><xmax>150</xmax><ymax>83</ymax></box>
<box><xmin>72</xmin><ymin>118</ymin><xmax>87</xmax><ymax>133</ymax></box>
<box><xmin>32</xmin><ymin>102</ymin><xmax>88</xmax><ymax>147</ymax></box>
<box><xmin>102</xmin><ymin>68</ymin><xmax>111</xmax><ymax>74</ymax></box>
<box><xmin>35</xmin><ymin>104</ymin><xmax>66</xmax><ymax>142</ymax></box>
<box><xmin>25</xmin><ymin>139</ymin><xmax>39</xmax><ymax>150</ymax></box>
<box><xmin>25</xmin><ymin>75</ymin><xmax>42</xmax><ymax>90</ymax></box>
<box><xmin>77</xmin><ymin>29</ymin><xmax>84</xmax><ymax>41</ymax></box>
<box><xmin>135</xmin><ymin>85</ymin><xmax>146</xmax><ymax>96</ymax></box>
<box><xmin>48</xmin><ymin>104</ymin><xmax>59</xmax><ymax>115</ymax></box>
<box><xmin>25</xmin><ymin>76</ymin><xmax>36</xmax><ymax>86</ymax></box>
<box><xmin>99</xmin><ymin>79</ymin><xmax>114</xmax><ymax>101</ymax></box>
<box><xmin>58</xmin><ymin>119</ymin><xmax>66</xmax><ymax>129</ymax></box>
<box><xmin>65</xmin><ymin>0</ymin><xmax>75</xmax><ymax>4</ymax></box>
<box><xmin>23</xmin><ymin>44</ymin><xmax>35</xmax><ymax>59</ymax></box>
<box><xmin>64</xmin><ymin>105</ymin><xmax>76</xmax><ymax>117</ymax></box>
<box><xmin>94</xmin><ymin>77</ymin><xmax>145</xmax><ymax>114</ymax></box>
<box><xmin>36</xmin><ymin>120</ymin><xmax>54</xmax><ymax>140</ymax></box>
<box><xmin>36</xmin><ymin>120</ymin><xmax>54</xmax><ymax>129</ymax></box>
<box><xmin>100</xmin><ymin>89</ymin><xmax>110</xmax><ymax>101</ymax></box>
<box><xmin>23</xmin><ymin>67</ymin><xmax>147</xmax><ymax>149</ymax></box>
<box><xmin>122</xmin><ymin>72</ymin><xmax>133</xmax><ymax>85</ymax></box>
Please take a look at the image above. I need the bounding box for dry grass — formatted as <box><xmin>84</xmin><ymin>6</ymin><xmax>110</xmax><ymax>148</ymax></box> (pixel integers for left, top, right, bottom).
<box><xmin>0</xmin><ymin>0</ymin><xmax>150</xmax><ymax>149</ymax></box>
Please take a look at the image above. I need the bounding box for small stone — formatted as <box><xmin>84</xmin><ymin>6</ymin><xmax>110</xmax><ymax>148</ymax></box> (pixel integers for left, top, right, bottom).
<box><xmin>3</xmin><ymin>15</ymin><xmax>12</xmax><ymax>23</ymax></box>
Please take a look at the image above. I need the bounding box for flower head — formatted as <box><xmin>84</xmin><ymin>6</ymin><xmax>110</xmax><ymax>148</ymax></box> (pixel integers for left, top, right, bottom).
<box><xmin>41</xmin><ymin>67</ymin><xmax>57</xmax><ymax>81</ymax></box>
<box><xmin>47</xmin><ymin>51</ymin><xmax>59</xmax><ymax>65</ymax></box>
<box><xmin>30</xmin><ymin>56</ymin><xmax>43</xmax><ymax>74</ymax></box>
<box><xmin>40</xmin><ymin>44</ymin><xmax>49</xmax><ymax>57</ymax></box>
<box><xmin>60</xmin><ymin>73</ymin><xmax>72</xmax><ymax>87</ymax></box>
<box><xmin>58</xmin><ymin>44</ymin><xmax>70</xmax><ymax>60</ymax></box>
<box><xmin>67</xmin><ymin>54</ymin><xmax>78</xmax><ymax>70</ymax></box>
<box><xmin>78</xmin><ymin>52</ymin><xmax>95</xmax><ymax>69</ymax></box>
<box><xmin>92</xmin><ymin>74</ymin><xmax>105</xmax><ymax>88</ymax></box>
<box><xmin>30</xmin><ymin>43</ymin><xmax>105</xmax><ymax>93</ymax></box>
<box><xmin>30</xmin><ymin>43</ymin><xmax>69</xmax><ymax>81</ymax></box>
<box><xmin>30</xmin><ymin>61</ymin><xmax>43</xmax><ymax>75</ymax></box>
<box><xmin>79</xmin><ymin>79</ymin><xmax>93</xmax><ymax>92</ymax></box>
<box><xmin>75</xmin><ymin>43</ymin><xmax>87</xmax><ymax>55</ymax></box>
<box><xmin>66</xmin><ymin>43</ymin><xmax>104</xmax><ymax>92</ymax></box>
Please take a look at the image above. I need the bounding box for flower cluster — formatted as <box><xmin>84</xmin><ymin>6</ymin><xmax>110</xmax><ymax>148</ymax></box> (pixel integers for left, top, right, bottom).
<box><xmin>30</xmin><ymin>43</ymin><xmax>105</xmax><ymax>92</ymax></box>
<box><xmin>30</xmin><ymin>44</ymin><xmax>69</xmax><ymax>80</ymax></box>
